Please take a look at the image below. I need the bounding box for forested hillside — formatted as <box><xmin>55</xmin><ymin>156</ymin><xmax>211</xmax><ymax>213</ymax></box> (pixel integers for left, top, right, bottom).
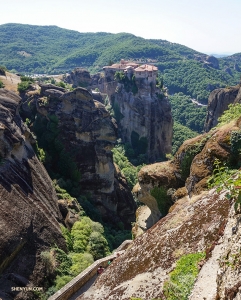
<box><xmin>0</xmin><ymin>23</ymin><xmax>240</xmax><ymax>103</ymax></box>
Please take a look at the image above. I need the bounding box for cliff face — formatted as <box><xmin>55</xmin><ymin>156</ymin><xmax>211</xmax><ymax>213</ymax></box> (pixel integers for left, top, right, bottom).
<box><xmin>113</xmin><ymin>79</ymin><xmax>173</xmax><ymax>162</ymax></box>
<box><xmin>204</xmin><ymin>84</ymin><xmax>241</xmax><ymax>132</ymax></box>
<box><xmin>23</xmin><ymin>85</ymin><xmax>136</xmax><ymax>228</ymax></box>
<box><xmin>65</xmin><ymin>68</ymin><xmax>173</xmax><ymax>163</ymax></box>
<box><xmin>79</xmin><ymin>118</ymin><xmax>241</xmax><ymax>300</ymax></box>
<box><xmin>78</xmin><ymin>188</ymin><xmax>231</xmax><ymax>300</ymax></box>
<box><xmin>0</xmin><ymin>89</ymin><xmax>66</xmax><ymax>300</ymax></box>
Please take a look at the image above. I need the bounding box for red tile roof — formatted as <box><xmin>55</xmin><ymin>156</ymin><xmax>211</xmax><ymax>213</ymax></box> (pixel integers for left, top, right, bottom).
<box><xmin>134</xmin><ymin>64</ymin><xmax>158</xmax><ymax>72</ymax></box>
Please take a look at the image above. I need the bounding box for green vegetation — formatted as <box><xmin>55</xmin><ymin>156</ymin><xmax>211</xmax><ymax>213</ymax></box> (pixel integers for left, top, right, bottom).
<box><xmin>112</xmin><ymin>99</ymin><xmax>124</xmax><ymax>123</ymax></box>
<box><xmin>43</xmin><ymin>217</ymin><xmax>110</xmax><ymax>296</ymax></box>
<box><xmin>0</xmin><ymin>24</ymin><xmax>240</xmax><ymax>103</ymax></box>
<box><xmin>207</xmin><ymin>104</ymin><xmax>241</xmax><ymax>211</ymax></box>
<box><xmin>163</xmin><ymin>252</ymin><xmax>205</xmax><ymax>300</ymax></box>
<box><xmin>217</xmin><ymin>103</ymin><xmax>241</xmax><ymax>127</ymax></box>
<box><xmin>17</xmin><ymin>76</ymin><xmax>34</xmax><ymax>92</ymax></box>
<box><xmin>208</xmin><ymin>159</ymin><xmax>241</xmax><ymax>212</ymax></box>
<box><xmin>180</xmin><ymin>140</ymin><xmax>206</xmax><ymax>180</ymax></box>
<box><xmin>0</xmin><ymin>80</ymin><xmax>4</xmax><ymax>88</ymax></box>
<box><xmin>0</xmin><ymin>65</ymin><xmax>7</xmax><ymax>75</ymax></box>
<box><xmin>169</xmin><ymin>93</ymin><xmax>206</xmax><ymax>133</ymax></box>
<box><xmin>112</xmin><ymin>144</ymin><xmax>143</xmax><ymax>189</ymax></box>
<box><xmin>150</xmin><ymin>186</ymin><xmax>172</xmax><ymax>216</ymax></box>
<box><xmin>115</xmin><ymin>71</ymin><xmax>138</xmax><ymax>94</ymax></box>
<box><xmin>169</xmin><ymin>93</ymin><xmax>207</xmax><ymax>155</ymax></box>
<box><xmin>172</xmin><ymin>122</ymin><xmax>199</xmax><ymax>155</ymax></box>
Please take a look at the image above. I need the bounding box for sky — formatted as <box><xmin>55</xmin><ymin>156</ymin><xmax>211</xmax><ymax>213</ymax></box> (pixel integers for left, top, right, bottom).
<box><xmin>1</xmin><ymin>0</ymin><xmax>240</xmax><ymax>55</ymax></box>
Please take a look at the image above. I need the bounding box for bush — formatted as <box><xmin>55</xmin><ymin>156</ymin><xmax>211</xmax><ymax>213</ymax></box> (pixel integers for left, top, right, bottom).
<box><xmin>163</xmin><ymin>252</ymin><xmax>205</xmax><ymax>300</ymax></box>
<box><xmin>218</xmin><ymin>103</ymin><xmax>241</xmax><ymax>127</ymax></box>
<box><xmin>69</xmin><ymin>252</ymin><xmax>94</xmax><ymax>276</ymax></box>
<box><xmin>0</xmin><ymin>80</ymin><xmax>4</xmax><ymax>88</ymax></box>
<box><xmin>87</xmin><ymin>231</ymin><xmax>110</xmax><ymax>260</ymax></box>
<box><xmin>70</xmin><ymin>217</ymin><xmax>110</xmax><ymax>258</ymax></box>
<box><xmin>0</xmin><ymin>65</ymin><xmax>7</xmax><ymax>75</ymax></box>
<box><xmin>18</xmin><ymin>81</ymin><xmax>31</xmax><ymax>92</ymax></box>
<box><xmin>60</xmin><ymin>225</ymin><xmax>73</xmax><ymax>252</ymax></box>
<box><xmin>180</xmin><ymin>141</ymin><xmax>205</xmax><ymax>180</ymax></box>
<box><xmin>55</xmin><ymin>275</ymin><xmax>73</xmax><ymax>290</ymax></box>
<box><xmin>150</xmin><ymin>186</ymin><xmax>172</xmax><ymax>216</ymax></box>
<box><xmin>40</xmin><ymin>250</ymin><xmax>56</xmax><ymax>275</ymax></box>
<box><xmin>55</xmin><ymin>248</ymin><xmax>72</xmax><ymax>276</ymax></box>
<box><xmin>112</xmin><ymin>144</ymin><xmax>140</xmax><ymax>188</ymax></box>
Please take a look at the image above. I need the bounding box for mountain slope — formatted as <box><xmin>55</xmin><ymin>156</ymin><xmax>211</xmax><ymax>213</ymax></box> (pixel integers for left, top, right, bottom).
<box><xmin>0</xmin><ymin>23</ymin><xmax>241</xmax><ymax>103</ymax></box>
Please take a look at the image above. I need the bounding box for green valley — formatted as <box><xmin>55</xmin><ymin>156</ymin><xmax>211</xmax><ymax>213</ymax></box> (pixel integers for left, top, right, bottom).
<box><xmin>0</xmin><ymin>23</ymin><xmax>240</xmax><ymax>104</ymax></box>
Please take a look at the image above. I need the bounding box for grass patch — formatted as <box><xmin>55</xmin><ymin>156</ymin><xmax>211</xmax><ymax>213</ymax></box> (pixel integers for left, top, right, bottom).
<box><xmin>163</xmin><ymin>252</ymin><xmax>205</xmax><ymax>300</ymax></box>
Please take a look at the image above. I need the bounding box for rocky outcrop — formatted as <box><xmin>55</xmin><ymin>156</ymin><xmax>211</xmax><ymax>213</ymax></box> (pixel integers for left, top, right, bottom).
<box><xmin>66</xmin><ymin>68</ymin><xmax>173</xmax><ymax>163</ymax></box>
<box><xmin>113</xmin><ymin>80</ymin><xmax>173</xmax><ymax>162</ymax></box>
<box><xmin>23</xmin><ymin>84</ymin><xmax>136</xmax><ymax>228</ymax></box>
<box><xmin>234</xmin><ymin>63</ymin><xmax>240</xmax><ymax>72</ymax></box>
<box><xmin>0</xmin><ymin>89</ymin><xmax>66</xmax><ymax>300</ymax></box>
<box><xmin>204</xmin><ymin>55</ymin><xmax>219</xmax><ymax>69</ymax></box>
<box><xmin>78</xmin><ymin>187</ymin><xmax>231</xmax><ymax>300</ymax></box>
<box><xmin>65</xmin><ymin>68</ymin><xmax>92</xmax><ymax>88</ymax></box>
<box><xmin>189</xmin><ymin>202</ymin><xmax>241</xmax><ymax>300</ymax></box>
<box><xmin>204</xmin><ymin>85</ymin><xmax>241</xmax><ymax>131</ymax></box>
<box><xmin>77</xmin><ymin>115</ymin><xmax>241</xmax><ymax>299</ymax></box>
<box><xmin>133</xmin><ymin>116</ymin><xmax>241</xmax><ymax>236</ymax></box>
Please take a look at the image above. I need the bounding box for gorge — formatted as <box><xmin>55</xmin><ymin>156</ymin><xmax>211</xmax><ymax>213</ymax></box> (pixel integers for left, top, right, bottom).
<box><xmin>0</xmin><ymin>43</ymin><xmax>241</xmax><ymax>299</ymax></box>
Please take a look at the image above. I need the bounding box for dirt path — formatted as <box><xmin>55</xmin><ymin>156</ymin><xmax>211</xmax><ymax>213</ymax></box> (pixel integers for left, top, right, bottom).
<box><xmin>0</xmin><ymin>72</ymin><xmax>21</xmax><ymax>93</ymax></box>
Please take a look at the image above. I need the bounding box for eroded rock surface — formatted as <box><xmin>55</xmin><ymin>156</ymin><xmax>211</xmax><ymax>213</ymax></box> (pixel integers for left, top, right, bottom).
<box><xmin>0</xmin><ymin>89</ymin><xmax>66</xmax><ymax>300</ymax></box>
<box><xmin>23</xmin><ymin>85</ymin><xmax>136</xmax><ymax>228</ymax></box>
<box><xmin>204</xmin><ymin>84</ymin><xmax>241</xmax><ymax>132</ymax></box>
<box><xmin>78</xmin><ymin>188</ymin><xmax>231</xmax><ymax>300</ymax></box>
<box><xmin>113</xmin><ymin>80</ymin><xmax>173</xmax><ymax>162</ymax></box>
<box><xmin>133</xmin><ymin>117</ymin><xmax>241</xmax><ymax>235</ymax></box>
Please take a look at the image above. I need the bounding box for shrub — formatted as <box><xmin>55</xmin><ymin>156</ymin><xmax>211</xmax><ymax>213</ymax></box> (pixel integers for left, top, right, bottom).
<box><xmin>69</xmin><ymin>252</ymin><xmax>94</xmax><ymax>276</ymax></box>
<box><xmin>0</xmin><ymin>80</ymin><xmax>4</xmax><ymax>88</ymax></box>
<box><xmin>0</xmin><ymin>66</ymin><xmax>7</xmax><ymax>75</ymax></box>
<box><xmin>40</xmin><ymin>250</ymin><xmax>56</xmax><ymax>275</ymax></box>
<box><xmin>180</xmin><ymin>141</ymin><xmax>205</xmax><ymax>180</ymax></box>
<box><xmin>54</xmin><ymin>248</ymin><xmax>72</xmax><ymax>276</ymax></box>
<box><xmin>163</xmin><ymin>252</ymin><xmax>205</xmax><ymax>300</ymax></box>
<box><xmin>87</xmin><ymin>231</ymin><xmax>110</xmax><ymax>260</ymax></box>
<box><xmin>150</xmin><ymin>186</ymin><xmax>172</xmax><ymax>216</ymax></box>
<box><xmin>218</xmin><ymin>103</ymin><xmax>241</xmax><ymax>126</ymax></box>
<box><xmin>60</xmin><ymin>225</ymin><xmax>73</xmax><ymax>252</ymax></box>
<box><xmin>54</xmin><ymin>275</ymin><xmax>73</xmax><ymax>290</ymax></box>
<box><xmin>18</xmin><ymin>81</ymin><xmax>31</xmax><ymax>92</ymax></box>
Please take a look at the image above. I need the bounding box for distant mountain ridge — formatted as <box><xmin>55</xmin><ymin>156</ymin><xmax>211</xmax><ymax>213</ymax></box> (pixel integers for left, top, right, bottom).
<box><xmin>0</xmin><ymin>23</ymin><xmax>240</xmax><ymax>102</ymax></box>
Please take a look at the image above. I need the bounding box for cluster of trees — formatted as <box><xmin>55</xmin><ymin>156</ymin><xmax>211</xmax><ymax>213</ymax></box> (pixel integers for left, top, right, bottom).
<box><xmin>43</xmin><ymin>216</ymin><xmax>110</xmax><ymax>297</ymax></box>
<box><xmin>169</xmin><ymin>93</ymin><xmax>206</xmax><ymax>155</ymax></box>
<box><xmin>114</xmin><ymin>71</ymin><xmax>138</xmax><ymax>94</ymax></box>
<box><xmin>41</xmin><ymin>181</ymin><xmax>131</xmax><ymax>297</ymax></box>
<box><xmin>169</xmin><ymin>93</ymin><xmax>206</xmax><ymax>133</ymax></box>
<box><xmin>159</xmin><ymin>58</ymin><xmax>240</xmax><ymax>103</ymax></box>
<box><xmin>112</xmin><ymin>144</ymin><xmax>143</xmax><ymax>189</ymax></box>
<box><xmin>17</xmin><ymin>75</ymin><xmax>34</xmax><ymax>92</ymax></box>
<box><xmin>1</xmin><ymin>24</ymin><xmax>240</xmax><ymax>106</ymax></box>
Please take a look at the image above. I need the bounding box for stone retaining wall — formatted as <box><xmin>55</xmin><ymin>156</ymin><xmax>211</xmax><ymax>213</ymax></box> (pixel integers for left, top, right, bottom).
<box><xmin>48</xmin><ymin>240</ymin><xmax>132</xmax><ymax>300</ymax></box>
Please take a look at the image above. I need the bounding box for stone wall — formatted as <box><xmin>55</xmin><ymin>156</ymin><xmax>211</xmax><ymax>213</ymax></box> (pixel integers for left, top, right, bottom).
<box><xmin>48</xmin><ymin>254</ymin><xmax>116</xmax><ymax>300</ymax></box>
<box><xmin>48</xmin><ymin>240</ymin><xmax>132</xmax><ymax>300</ymax></box>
